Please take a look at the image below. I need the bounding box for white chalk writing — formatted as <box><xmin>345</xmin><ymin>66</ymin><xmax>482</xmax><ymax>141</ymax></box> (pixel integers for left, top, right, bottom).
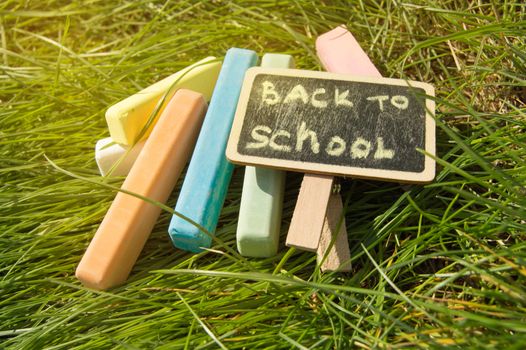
<box><xmin>261</xmin><ymin>81</ymin><xmax>410</xmax><ymax>110</ymax></box>
<box><xmin>246</xmin><ymin>123</ymin><xmax>395</xmax><ymax>160</ymax></box>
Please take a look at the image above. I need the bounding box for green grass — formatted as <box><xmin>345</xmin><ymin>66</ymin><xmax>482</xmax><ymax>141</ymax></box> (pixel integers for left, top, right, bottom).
<box><xmin>1</xmin><ymin>0</ymin><xmax>525</xmax><ymax>348</ymax></box>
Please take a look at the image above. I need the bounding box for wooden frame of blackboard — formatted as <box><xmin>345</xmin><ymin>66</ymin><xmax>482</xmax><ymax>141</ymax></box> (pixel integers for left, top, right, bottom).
<box><xmin>226</xmin><ymin>67</ymin><xmax>436</xmax><ymax>183</ymax></box>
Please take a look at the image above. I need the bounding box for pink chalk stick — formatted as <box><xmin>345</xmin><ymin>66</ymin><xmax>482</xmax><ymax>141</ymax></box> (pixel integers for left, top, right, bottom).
<box><xmin>316</xmin><ymin>25</ymin><xmax>381</xmax><ymax>78</ymax></box>
<box><xmin>308</xmin><ymin>25</ymin><xmax>385</xmax><ymax>271</ymax></box>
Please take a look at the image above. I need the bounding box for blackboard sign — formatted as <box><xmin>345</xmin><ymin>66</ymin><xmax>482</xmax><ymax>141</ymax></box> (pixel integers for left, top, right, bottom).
<box><xmin>226</xmin><ymin>68</ymin><xmax>435</xmax><ymax>183</ymax></box>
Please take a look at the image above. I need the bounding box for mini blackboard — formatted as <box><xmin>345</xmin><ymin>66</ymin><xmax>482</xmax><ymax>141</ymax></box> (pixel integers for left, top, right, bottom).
<box><xmin>226</xmin><ymin>68</ymin><xmax>435</xmax><ymax>183</ymax></box>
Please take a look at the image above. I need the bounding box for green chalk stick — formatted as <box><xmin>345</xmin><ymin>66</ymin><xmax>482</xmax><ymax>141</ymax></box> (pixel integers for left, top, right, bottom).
<box><xmin>236</xmin><ymin>53</ymin><xmax>295</xmax><ymax>257</ymax></box>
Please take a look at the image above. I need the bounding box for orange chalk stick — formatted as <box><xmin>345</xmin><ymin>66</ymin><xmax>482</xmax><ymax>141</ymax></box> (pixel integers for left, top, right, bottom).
<box><xmin>76</xmin><ymin>89</ymin><xmax>207</xmax><ymax>290</ymax></box>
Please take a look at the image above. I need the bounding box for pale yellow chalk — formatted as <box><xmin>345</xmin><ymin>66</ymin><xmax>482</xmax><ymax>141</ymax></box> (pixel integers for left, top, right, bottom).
<box><xmin>106</xmin><ymin>57</ymin><xmax>221</xmax><ymax>145</ymax></box>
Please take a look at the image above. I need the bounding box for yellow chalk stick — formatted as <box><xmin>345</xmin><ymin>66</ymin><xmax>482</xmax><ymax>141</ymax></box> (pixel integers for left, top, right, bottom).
<box><xmin>76</xmin><ymin>89</ymin><xmax>207</xmax><ymax>290</ymax></box>
<box><xmin>106</xmin><ymin>57</ymin><xmax>221</xmax><ymax>145</ymax></box>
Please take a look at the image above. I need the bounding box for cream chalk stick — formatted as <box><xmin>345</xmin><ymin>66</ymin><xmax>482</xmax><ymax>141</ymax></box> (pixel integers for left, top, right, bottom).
<box><xmin>236</xmin><ymin>53</ymin><xmax>294</xmax><ymax>258</ymax></box>
<box><xmin>76</xmin><ymin>89</ymin><xmax>207</xmax><ymax>290</ymax></box>
<box><xmin>95</xmin><ymin>137</ymin><xmax>145</xmax><ymax>177</ymax></box>
<box><xmin>106</xmin><ymin>57</ymin><xmax>221</xmax><ymax>145</ymax></box>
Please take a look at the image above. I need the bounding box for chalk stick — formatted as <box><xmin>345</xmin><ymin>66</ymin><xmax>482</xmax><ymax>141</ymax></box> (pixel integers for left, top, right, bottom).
<box><xmin>316</xmin><ymin>25</ymin><xmax>381</xmax><ymax>76</ymax></box>
<box><xmin>316</xmin><ymin>193</ymin><xmax>351</xmax><ymax>272</ymax></box>
<box><xmin>168</xmin><ymin>48</ymin><xmax>258</xmax><ymax>253</ymax></box>
<box><xmin>236</xmin><ymin>54</ymin><xmax>295</xmax><ymax>258</ymax></box>
<box><xmin>286</xmin><ymin>174</ymin><xmax>334</xmax><ymax>251</ymax></box>
<box><xmin>286</xmin><ymin>26</ymin><xmax>382</xmax><ymax>258</ymax></box>
<box><xmin>95</xmin><ymin>137</ymin><xmax>145</xmax><ymax>177</ymax></box>
<box><xmin>106</xmin><ymin>57</ymin><xmax>221</xmax><ymax>145</ymax></box>
<box><xmin>76</xmin><ymin>89</ymin><xmax>207</xmax><ymax>290</ymax></box>
<box><xmin>312</xmin><ymin>26</ymin><xmax>382</xmax><ymax>271</ymax></box>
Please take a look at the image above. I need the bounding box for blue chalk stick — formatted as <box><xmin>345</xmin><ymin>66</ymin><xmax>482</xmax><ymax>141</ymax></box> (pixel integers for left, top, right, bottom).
<box><xmin>168</xmin><ymin>48</ymin><xmax>258</xmax><ymax>253</ymax></box>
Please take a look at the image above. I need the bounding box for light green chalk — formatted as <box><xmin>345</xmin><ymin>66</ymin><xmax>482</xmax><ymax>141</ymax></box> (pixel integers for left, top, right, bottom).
<box><xmin>236</xmin><ymin>53</ymin><xmax>295</xmax><ymax>258</ymax></box>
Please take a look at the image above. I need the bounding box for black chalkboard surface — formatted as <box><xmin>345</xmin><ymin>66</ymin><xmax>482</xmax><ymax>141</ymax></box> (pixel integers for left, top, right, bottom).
<box><xmin>226</xmin><ymin>68</ymin><xmax>435</xmax><ymax>183</ymax></box>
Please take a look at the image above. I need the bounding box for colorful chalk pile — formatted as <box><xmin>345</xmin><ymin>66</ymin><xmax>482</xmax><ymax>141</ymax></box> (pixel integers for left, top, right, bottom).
<box><xmin>78</xmin><ymin>26</ymin><xmax>436</xmax><ymax>290</ymax></box>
